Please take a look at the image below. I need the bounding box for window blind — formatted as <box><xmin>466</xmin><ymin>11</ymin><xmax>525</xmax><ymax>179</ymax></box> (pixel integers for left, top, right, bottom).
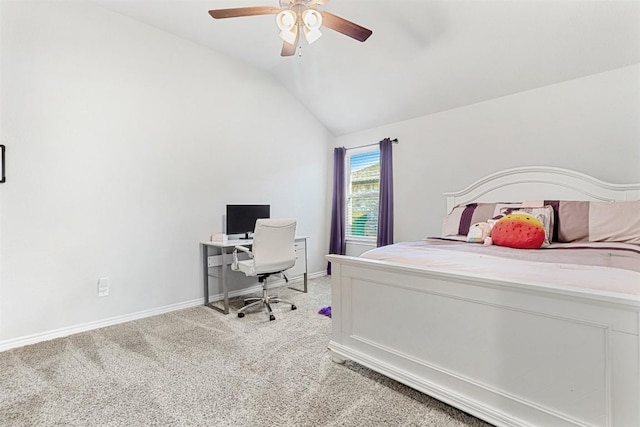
<box><xmin>346</xmin><ymin>149</ymin><xmax>380</xmax><ymax>239</ymax></box>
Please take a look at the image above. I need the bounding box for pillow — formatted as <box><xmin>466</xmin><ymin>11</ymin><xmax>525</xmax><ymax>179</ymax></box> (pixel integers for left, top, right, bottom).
<box><xmin>589</xmin><ymin>201</ymin><xmax>640</xmax><ymax>244</ymax></box>
<box><xmin>442</xmin><ymin>202</ymin><xmax>521</xmax><ymax>237</ymax></box>
<box><xmin>499</xmin><ymin>205</ymin><xmax>555</xmax><ymax>245</ymax></box>
<box><xmin>552</xmin><ymin>200</ymin><xmax>589</xmax><ymax>242</ymax></box>
<box><xmin>491</xmin><ymin>212</ymin><xmax>546</xmax><ymax>249</ymax></box>
<box><xmin>546</xmin><ymin>200</ymin><xmax>640</xmax><ymax>244</ymax></box>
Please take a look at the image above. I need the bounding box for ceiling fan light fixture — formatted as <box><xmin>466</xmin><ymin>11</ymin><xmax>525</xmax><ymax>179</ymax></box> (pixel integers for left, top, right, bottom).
<box><xmin>302</xmin><ymin>9</ymin><xmax>322</xmax><ymax>44</ymax></box>
<box><xmin>276</xmin><ymin>10</ymin><xmax>297</xmax><ymax>31</ymax></box>
<box><xmin>304</xmin><ymin>27</ymin><xmax>322</xmax><ymax>44</ymax></box>
<box><xmin>277</xmin><ymin>9</ymin><xmax>298</xmax><ymax>45</ymax></box>
<box><xmin>302</xmin><ymin>9</ymin><xmax>322</xmax><ymax>30</ymax></box>
<box><xmin>279</xmin><ymin>26</ymin><xmax>298</xmax><ymax>45</ymax></box>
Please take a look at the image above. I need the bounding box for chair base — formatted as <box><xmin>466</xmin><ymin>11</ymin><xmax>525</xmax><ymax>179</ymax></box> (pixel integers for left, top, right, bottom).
<box><xmin>237</xmin><ymin>288</ymin><xmax>297</xmax><ymax>321</ymax></box>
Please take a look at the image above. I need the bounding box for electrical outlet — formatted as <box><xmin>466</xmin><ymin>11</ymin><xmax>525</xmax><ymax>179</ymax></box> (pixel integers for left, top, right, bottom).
<box><xmin>97</xmin><ymin>277</ymin><xmax>109</xmax><ymax>297</ymax></box>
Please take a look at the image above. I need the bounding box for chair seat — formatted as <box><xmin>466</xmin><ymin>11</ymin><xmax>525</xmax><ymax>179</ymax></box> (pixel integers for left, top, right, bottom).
<box><xmin>236</xmin><ymin>259</ymin><xmax>295</xmax><ymax>277</ymax></box>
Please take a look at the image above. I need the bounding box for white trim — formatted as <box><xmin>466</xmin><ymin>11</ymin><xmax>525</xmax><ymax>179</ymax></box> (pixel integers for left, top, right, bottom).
<box><xmin>345</xmin><ymin>147</ymin><xmax>381</xmax><ymax>239</ymax></box>
<box><xmin>345</xmin><ymin>237</ymin><xmax>376</xmax><ymax>243</ymax></box>
<box><xmin>445</xmin><ymin>166</ymin><xmax>640</xmax><ymax>197</ymax></box>
<box><xmin>0</xmin><ymin>271</ymin><xmax>327</xmax><ymax>353</ymax></box>
<box><xmin>306</xmin><ymin>271</ymin><xmax>327</xmax><ymax>280</ymax></box>
<box><xmin>0</xmin><ymin>299</ymin><xmax>202</xmax><ymax>353</ymax></box>
<box><xmin>444</xmin><ymin>166</ymin><xmax>640</xmax><ymax>211</ymax></box>
<box><xmin>345</xmin><ymin>144</ymin><xmax>381</xmax><ymax>155</ymax></box>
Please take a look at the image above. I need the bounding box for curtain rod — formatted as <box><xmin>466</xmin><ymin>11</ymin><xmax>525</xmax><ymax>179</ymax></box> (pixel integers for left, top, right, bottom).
<box><xmin>345</xmin><ymin>138</ymin><xmax>398</xmax><ymax>151</ymax></box>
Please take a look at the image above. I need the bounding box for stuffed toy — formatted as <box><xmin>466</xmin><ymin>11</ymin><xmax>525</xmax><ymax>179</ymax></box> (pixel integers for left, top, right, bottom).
<box><xmin>491</xmin><ymin>212</ymin><xmax>546</xmax><ymax>249</ymax></box>
<box><xmin>467</xmin><ymin>216</ymin><xmax>503</xmax><ymax>245</ymax></box>
<box><xmin>466</xmin><ymin>222</ymin><xmax>492</xmax><ymax>243</ymax></box>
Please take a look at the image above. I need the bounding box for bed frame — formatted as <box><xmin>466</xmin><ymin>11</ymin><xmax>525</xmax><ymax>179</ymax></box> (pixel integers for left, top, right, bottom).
<box><xmin>326</xmin><ymin>166</ymin><xmax>640</xmax><ymax>427</ymax></box>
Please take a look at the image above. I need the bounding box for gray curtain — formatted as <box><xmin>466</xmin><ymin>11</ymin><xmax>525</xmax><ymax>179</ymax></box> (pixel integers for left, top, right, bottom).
<box><xmin>377</xmin><ymin>138</ymin><xmax>394</xmax><ymax>247</ymax></box>
<box><xmin>327</xmin><ymin>147</ymin><xmax>346</xmax><ymax>275</ymax></box>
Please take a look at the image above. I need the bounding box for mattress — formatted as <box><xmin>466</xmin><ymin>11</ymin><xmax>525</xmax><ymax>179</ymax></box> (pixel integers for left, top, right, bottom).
<box><xmin>360</xmin><ymin>238</ymin><xmax>640</xmax><ymax>297</ymax></box>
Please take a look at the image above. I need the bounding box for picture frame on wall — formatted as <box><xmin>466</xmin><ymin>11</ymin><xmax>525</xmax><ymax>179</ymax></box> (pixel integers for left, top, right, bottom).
<box><xmin>1</xmin><ymin>145</ymin><xmax>5</xmax><ymax>183</ymax></box>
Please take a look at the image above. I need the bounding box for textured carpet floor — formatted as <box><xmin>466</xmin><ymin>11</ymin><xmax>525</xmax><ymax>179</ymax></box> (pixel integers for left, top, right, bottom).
<box><xmin>0</xmin><ymin>276</ymin><xmax>492</xmax><ymax>426</ymax></box>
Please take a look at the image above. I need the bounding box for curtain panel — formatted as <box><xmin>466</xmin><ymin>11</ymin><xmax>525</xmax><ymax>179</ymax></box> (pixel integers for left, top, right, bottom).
<box><xmin>377</xmin><ymin>138</ymin><xmax>394</xmax><ymax>247</ymax></box>
<box><xmin>327</xmin><ymin>147</ymin><xmax>346</xmax><ymax>275</ymax></box>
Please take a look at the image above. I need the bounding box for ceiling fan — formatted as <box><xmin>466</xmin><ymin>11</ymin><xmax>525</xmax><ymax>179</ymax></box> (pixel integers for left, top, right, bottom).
<box><xmin>208</xmin><ymin>0</ymin><xmax>373</xmax><ymax>57</ymax></box>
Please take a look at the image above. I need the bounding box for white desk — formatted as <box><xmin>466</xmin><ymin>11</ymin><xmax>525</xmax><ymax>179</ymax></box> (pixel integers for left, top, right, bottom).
<box><xmin>201</xmin><ymin>237</ymin><xmax>308</xmax><ymax>314</ymax></box>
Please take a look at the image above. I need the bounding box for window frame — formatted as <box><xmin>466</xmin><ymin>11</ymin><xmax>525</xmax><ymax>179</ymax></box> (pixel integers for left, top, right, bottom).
<box><xmin>345</xmin><ymin>146</ymin><xmax>380</xmax><ymax>243</ymax></box>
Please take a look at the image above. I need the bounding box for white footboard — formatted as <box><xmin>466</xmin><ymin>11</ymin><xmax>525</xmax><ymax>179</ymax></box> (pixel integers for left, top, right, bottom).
<box><xmin>327</xmin><ymin>255</ymin><xmax>640</xmax><ymax>427</ymax></box>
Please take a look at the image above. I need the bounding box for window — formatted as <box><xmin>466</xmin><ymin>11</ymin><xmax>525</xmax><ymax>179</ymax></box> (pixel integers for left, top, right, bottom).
<box><xmin>346</xmin><ymin>148</ymin><xmax>380</xmax><ymax>240</ymax></box>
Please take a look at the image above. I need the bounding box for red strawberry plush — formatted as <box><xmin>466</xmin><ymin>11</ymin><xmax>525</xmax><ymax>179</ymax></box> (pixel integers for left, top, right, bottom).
<box><xmin>491</xmin><ymin>213</ymin><xmax>545</xmax><ymax>249</ymax></box>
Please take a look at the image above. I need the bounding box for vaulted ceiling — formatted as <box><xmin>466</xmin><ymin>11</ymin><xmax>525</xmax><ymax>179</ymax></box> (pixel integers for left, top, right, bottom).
<box><xmin>93</xmin><ymin>0</ymin><xmax>640</xmax><ymax>136</ymax></box>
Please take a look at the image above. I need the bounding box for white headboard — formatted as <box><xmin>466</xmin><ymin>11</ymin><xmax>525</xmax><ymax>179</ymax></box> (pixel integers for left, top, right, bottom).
<box><xmin>444</xmin><ymin>166</ymin><xmax>640</xmax><ymax>212</ymax></box>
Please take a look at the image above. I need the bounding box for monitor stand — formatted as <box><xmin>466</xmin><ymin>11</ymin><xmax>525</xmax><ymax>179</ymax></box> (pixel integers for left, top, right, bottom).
<box><xmin>240</xmin><ymin>233</ymin><xmax>252</xmax><ymax>240</ymax></box>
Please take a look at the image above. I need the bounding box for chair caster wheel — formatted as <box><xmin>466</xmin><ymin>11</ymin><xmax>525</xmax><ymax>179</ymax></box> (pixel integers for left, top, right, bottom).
<box><xmin>291</xmin><ymin>305</ymin><xmax>297</xmax><ymax>311</ymax></box>
<box><xmin>238</xmin><ymin>312</ymin><xmax>245</xmax><ymax>318</ymax></box>
<box><xmin>269</xmin><ymin>315</ymin><xmax>276</xmax><ymax>321</ymax></box>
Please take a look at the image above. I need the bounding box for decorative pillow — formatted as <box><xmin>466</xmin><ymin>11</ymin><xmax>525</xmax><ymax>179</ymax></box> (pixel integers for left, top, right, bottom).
<box><xmin>499</xmin><ymin>205</ymin><xmax>555</xmax><ymax>245</ymax></box>
<box><xmin>442</xmin><ymin>202</ymin><xmax>521</xmax><ymax>237</ymax></box>
<box><xmin>491</xmin><ymin>212</ymin><xmax>546</xmax><ymax>249</ymax></box>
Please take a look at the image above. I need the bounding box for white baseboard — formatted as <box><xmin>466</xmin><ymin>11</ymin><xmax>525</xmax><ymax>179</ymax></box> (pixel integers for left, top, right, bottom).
<box><xmin>0</xmin><ymin>298</ymin><xmax>204</xmax><ymax>353</ymax></box>
<box><xmin>306</xmin><ymin>271</ymin><xmax>327</xmax><ymax>281</ymax></box>
<box><xmin>0</xmin><ymin>271</ymin><xmax>327</xmax><ymax>353</ymax></box>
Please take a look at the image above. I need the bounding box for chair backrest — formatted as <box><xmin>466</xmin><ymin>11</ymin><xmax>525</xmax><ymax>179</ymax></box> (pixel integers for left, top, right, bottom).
<box><xmin>251</xmin><ymin>218</ymin><xmax>297</xmax><ymax>275</ymax></box>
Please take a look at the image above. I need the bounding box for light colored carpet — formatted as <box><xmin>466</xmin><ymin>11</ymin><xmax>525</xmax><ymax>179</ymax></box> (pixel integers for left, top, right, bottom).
<box><xmin>0</xmin><ymin>276</ymin><xmax>492</xmax><ymax>426</ymax></box>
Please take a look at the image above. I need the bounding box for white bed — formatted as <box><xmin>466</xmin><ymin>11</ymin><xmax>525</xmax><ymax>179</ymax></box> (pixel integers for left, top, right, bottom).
<box><xmin>326</xmin><ymin>166</ymin><xmax>640</xmax><ymax>427</ymax></box>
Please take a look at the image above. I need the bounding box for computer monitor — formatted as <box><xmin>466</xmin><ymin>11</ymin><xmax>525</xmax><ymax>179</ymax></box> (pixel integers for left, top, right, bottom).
<box><xmin>226</xmin><ymin>204</ymin><xmax>270</xmax><ymax>239</ymax></box>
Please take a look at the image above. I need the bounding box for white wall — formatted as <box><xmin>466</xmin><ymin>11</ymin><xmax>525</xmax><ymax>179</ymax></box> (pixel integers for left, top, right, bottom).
<box><xmin>0</xmin><ymin>1</ymin><xmax>332</xmax><ymax>346</ymax></box>
<box><xmin>337</xmin><ymin>64</ymin><xmax>640</xmax><ymax>244</ymax></box>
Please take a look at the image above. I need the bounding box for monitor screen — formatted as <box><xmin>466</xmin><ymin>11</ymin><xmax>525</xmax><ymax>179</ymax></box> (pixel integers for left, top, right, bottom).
<box><xmin>226</xmin><ymin>204</ymin><xmax>270</xmax><ymax>239</ymax></box>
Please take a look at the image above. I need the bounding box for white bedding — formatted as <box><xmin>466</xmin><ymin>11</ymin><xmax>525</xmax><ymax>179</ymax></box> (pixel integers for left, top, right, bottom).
<box><xmin>361</xmin><ymin>239</ymin><xmax>640</xmax><ymax>298</ymax></box>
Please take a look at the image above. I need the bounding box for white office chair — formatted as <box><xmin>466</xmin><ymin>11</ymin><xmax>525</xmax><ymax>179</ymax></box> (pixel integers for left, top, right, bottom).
<box><xmin>231</xmin><ymin>218</ymin><xmax>298</xmax><ymax>321</ymax></box>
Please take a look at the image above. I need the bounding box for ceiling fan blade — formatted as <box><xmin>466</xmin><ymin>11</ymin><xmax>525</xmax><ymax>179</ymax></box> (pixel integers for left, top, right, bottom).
<box><xmin>208</xmin><ymin>6</ymin><xmax>281</xmax><ymax>19</ymax></box>
<box><xmin>320</xmin><ymin>11</ymin><xmax>372</xmax><ymax>42</ymax></box>
<box><xmin>281</xmin><ymin>42</ymin><xmax>296</xmax><ymax>57</ymax></box>
<box><xmin>281</xmin><ymin>28</ymin><xmax>300</xmax><ymax>57</ymax></box>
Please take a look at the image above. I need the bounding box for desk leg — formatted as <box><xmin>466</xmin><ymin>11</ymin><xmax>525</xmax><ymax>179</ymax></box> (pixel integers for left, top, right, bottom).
<box><xmin>204</xmin><ymin>245</ymin><xmax>230</xmax><ymax>315</ymax></box>
<box><xmin>203</xmin><ymin>244</ymin><xmax>210</xmax><ymax>305</ymax></box>
<box><xmin>220</xmin><ymin>248</ymin><xmax>230</xmax><ymax>314</ymax></box>
<box><xmin>303</xmin><ymin>240</ymin><xmax>308</xmax><ymax>292</ymax></box>
<box><xmin>289</xmin><ymin>241</ymin><xmax>308</xmax><ymax>293</ymax></box>
<box><xmin>287</xmin><ymin>273</ymin><xmax>309</xmax><ymax>293</ymax></box>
